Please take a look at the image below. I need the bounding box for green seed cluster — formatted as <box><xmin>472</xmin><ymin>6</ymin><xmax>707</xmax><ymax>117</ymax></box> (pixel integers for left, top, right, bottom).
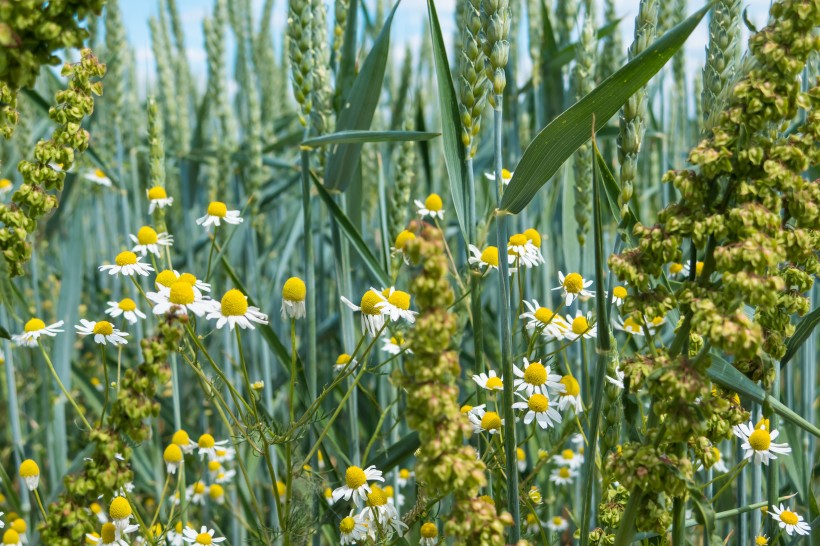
<box><xmin>480</xmin><ymin>0</ymin><xmax>511</xmax><ymax>107</ymax></box>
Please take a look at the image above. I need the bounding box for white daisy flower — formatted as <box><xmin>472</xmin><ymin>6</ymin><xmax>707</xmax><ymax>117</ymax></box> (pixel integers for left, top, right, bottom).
<box><xmin>382</xmin><ymin>485</ymin><xmax>404</xmax><ymax>507</ymax></box>
<box><xmin>415</xmin><ymin>193</ymin><xmax>445</xmax><ymax>219</ymax></box>
<box><xmin>12</xmin><ymin>318</ymin><xmax>64</xmax><ymax>347</ymax></box>
<box><xmin>564</xmin><ymin>310</ymin><xmax>597</xmax><ymax>341</ymax></box>
<box><xmin>547</xmin><ymin>515</ymin><xmax>569</xmax><ymax>532</ymax></box>
<box><xmin>468</xmin><ymin>244</ymin><xmax>510</xmax><ymax>273</ymax></box>
<box><xmin>214</xmin><ymin>446</ymin><xmax>236</xmax><ymax>463</ymax></box>
<box><xmin>606</xmin><ymin>365</ymin><xmax>625</xmax><ymax>389</ymax></box>
<box><xmin>484</xmin><ymin>168</ymin><xmax>513</xmax><ymax>185</ymax></box>
<box><xmin>613</xmin><ymin>315</ymin><xmax>646</xmax><ymax>336</ymax></box>
<box><xmin>185</xmin><ymin>481</ymin><xmax>209</xmax><ymax>505</ymax></box>
<box><xmin>105</xmin><ymin>299</ymin><xmax>146</xmax><ymax>324</ymax></box>
<box><xmin>512</xmin><ymin>392</ymin><xmax>562</xmax><ymax>430</ymax></box>
<box><xmin>397</xmin><ymin>468</ymin><xmax>414</xmax><ymax>488</ymax></box>
<box><xmin>83</xmin><ymin>168</ymin><xmax>113</xmax><ymax>187</ymax></box>
<box><xmin>507</xmin><ymin>233</ymin><xmax>543</xmax><ymax>268</ymax></box>
<box><xmin>769</xmin><ymin>504</ymin><xmax>810</xmax><ymax>536</ymax></box>
<box><xmin>108</xmin><ymin>497</ymin><xmax>135</xmax><ymax>535</ymax></box>
<box><xmin>552</xmin><ymin>448</ymin><xmax>584</xmax><ymax>470</ymax></box>
<box><xmin>359</xmin><ymin>485</ymin><xmax>407</xmax><ymax>537</ymax></box>
<box><xmin>419</xmin><ymin>522</ymin><xmax>439</xmax><ymax>546</ymax></box>
<box><xmin>733</xmin><ymin>420</ymin><xmax>791</xmax><ymax>465</ymax></box>
<box><xmin>87</xmin><ymin>502</ymin><xmax>108</xmax><ymax>524</ymax></box>
<box><xmin>128</xmin><ymin>226</ymin><xmax>173</xmax><ymax>257</ymax></box>
<box><xmin>332</xmin><ymin>465</ymin><xmax>385</xmax><ymax>506</ymax></box>
<box><xmin>525</xmin><ymin>513</ymin><xmax>544</xmax><ymax>535</ymax></box>
<box><xmin>0</xmin><ymin>178</ymin><xmax>13</xmax><ymax>196</ymax></box>
<box><xmin>171</xmin><ymin>429</ymin><xmax>198</xmax><ymax>454</ymax></box>
<box><xmin>472</xmin><ymin>369</ymin><xmax>504</xmax><ymax>392</ymax></box>
<box><xmin>196</xmin><ymin>433</ymin><xmax>229</xmax><ymax>461</ymax></box>
<box><xmin>334</xmin><ymin>353</ymin><xmax>356</xmax><ymax>374</ymax></box>
<box><xmin>163</xmin><ymin>444</ymin><xmax>183</xmax><ymax>475</ymax></box>
<box><xmin>281</xmin><ymin>277</ymin><xmax>307</xmax><ymax>320</ymax></box>
<box><xmin>196</xmin><ymin>201</ymin><xmax>243</xmax><ymax>229</ymax></box>
<box><xmin>341</xmin><ymin>289</ymin><xmax>387</xmax><ymax>337</ymax></box>
<box><xmin>552</xmin><ymin>271</ymin><xmax>595</xmax><ymax>305</ymax></box>
<box><xmin>75</xmin><ymin>320</ymin><xmax>129</xmax><ymax>346</ymax></box>
<box><xmin>557</xmin><ymin>375</ymin><xmax>583</xmax><ymax>414</ymax></box>
<box><xmin>611</xmin><ymin>285</ymin><xmax>628</xmax><ymax>306</ymax></box>
<box><xmin>374</xmin><ymin>286</ymin><xmax>418</xmax><ymax>323</ymax></box>
<box><xmin>549</xmin><ymin>466</ymin><xmax>576</xmax><ymax>486</ymax></box>
<box><xmin>382</xmin><ymin>334</ymin><xmax>411</xmax><ymax>355</ymax></box>
<box><xmin>215</xmin><ymin>469</ymin><xmax>237</xmax><ymax>484</ymax></box>
<box><xmin>99</xmin><ymin>251</ymin><xmax>154</xmax><ymax>277</ymax></box>
<box><xmin>513</xmin><ymin>358</ymin><xmax>564</xmax><ymax>397</ymax></box>
<box><xmin>182</xmin><ymin>526</ymin><xmax>227</xmax><ymax>544</ymax></box>
<box><xmin>467</xmin><ymin>406</ymin><xmax>504</xmax><ymax>435</ymax></box>
<box><xmin>710</xmin><ymin>447</ymin><xmax>729</xmax><ymax>473</ymax></box>
<box><xmin>147</xmin><ymin>281</ymin><xmax>212</xmax><ymax>317</ymax></box>
<box><xmin>206</xmin><ymin>289</ymin><xmax>269</xmax><ymax>330</ymax></box>
<box><xmin>86</xmin><ymin>522</ymin><xmax>132</xmax><ymax>546</ymax></box>
<box><xmin>391</xmin><ymin>230</ymin><xmax>415</xmax><ymax>263</ymax></box>
<box><xmin>146</xmin><ymin>186</ymin><xmax>173</xmax><ymax>214</ymax></box>
<box><xmin>338</xmin><ymin>510</ymin><xmax>368</xmax><ymax>545</ymax></box>
<box><xmin>520</xmin><ymin>300</ymin><xmax>569</xmax><ymax>340</ymax></box>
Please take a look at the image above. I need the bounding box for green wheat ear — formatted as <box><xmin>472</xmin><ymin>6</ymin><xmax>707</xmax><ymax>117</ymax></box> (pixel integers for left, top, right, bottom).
<box><xmin>573</xmin><ymin>15</ymin><xmax>597</xmax><ymax>248</ymax></box>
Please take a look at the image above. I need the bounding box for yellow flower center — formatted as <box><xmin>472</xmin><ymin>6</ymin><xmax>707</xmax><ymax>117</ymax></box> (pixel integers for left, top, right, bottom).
<box><xmin>209</xmin><ymin>484</ymin><xmax>224</xmax><ymax>499</ymax></box>
<box><xmin>277</xmin><ymin>481</ymin><xmax>287</xmax><ymax>496</ymax></box>
<box><xmin>383</xmin><ymin>485</ymin><xmax>394</xmax><ymax>497</ymax></box>
<box><xmin>198</xmin><ymin>433</ymin><xmax>215</xmax><ymax>448</ymax></box>
<box><xmin>164</xmin><ymin>444</ymin><xmax>183</xmax><ymax>463</ymax></box>
<box><xmin>90</xmin><ymin>502</ymin><xmax>102</xmax><ymax>514</ymax></box>
<box><xmin>24</xmin><ymin>318</ymin><xmax>46</xmax><ymax>332</ymax></box>
<box><xmin>572</xmin><ymin>316</ymin><xmax>590</xmax><ymax>335</ymax></box>
<box><xmin>156</xmin><ymin>269</ymin><xmax>178</xmax><ymax>288</ymax></box>
<box><xmin>559</xmin><ymin>467</ymin><xmax>571</xmax><ymax>478</ymax></box>
<box><xmin>345</xmin><ymin>466</ymin><xmax>367</xmax><ymax>489</ymax></box>
<box><xmin>534</xmin><ymin>307</ymin><xmax>554</xmax><ymax>324</ymax></box>
<box><xmin>394</xmin><ymin>230</ymin><xmax>415</xmax><ymax>250</ymax></box>
<box><xmin>3</xmin><ymin>529</ymin><xmax>19</xmax><ymax>545</ymax></box>
<box><xmin>523</xmin><ymin>361</ymin><xmax>548</xmax><ymax>385</ymax></box>
<box><xmin>339</xmin><ymin>517</ymin><xmax>356</xmax><ymax>534</ymax></box>
<box><xmin>283</xmin><ymin>277</ymin><xmax>307</xmax><ymax>302</ymax></box>
<box><xmin>424</xmin><ymin>193</ymin><xmax>443</xmax><ymax>211</ymax></box>
<box><xmin>96</xmin><ymin>523</ymin><xmax>116</xmax><ymax>543</ymax></box>
<box><xmin>420</xmin><ymin>523</ymin><xmax>438</xmax><ymax>538</ymax></box>
<box><xmin>10</xmin><ymin>520</ymin><xmax>24</xmax><ymax>534</ymax></box>
<box><xmin>399</xmin><ymin>469</ymin><xmax>410</xmax><ymax>479</ymax></box>
<box><xmin>460</xmin><ymin>405</ymin><xmax>473</xmax><ymax>414</ymax></box>
<box><xmin>177</xmin><ymin>273</ymin><xmax>197</xmax><ymax>286</ymax></box>
<box><xmin>193</xmin><ymin>481</ymin><xmax>206</xmax><ymax>494</ymax></box>
<box><xmin>755</xmin><ymin>536</ymin><xmax>769</xmax><ymax>545</ymax></box>
<box><xmin>336</xmin><ymin>354</ymin><xmax>351</xmax><ymax>366</ymax></box>
<box><xmin>92</xmin><ymin>321</ymin><xmax>114</xmax><ymax>336</ymax></box>
<box><xmin>485</xmin><ymin>376</ymin><xmax>503</xmax><ymax>390</ymax></box>
<box><xmin>137</xmin><ymin>226</ymin><xmax>158</xmax><ymax>245</ymax></box>
<box><xmin>711</xmin><ymin>447</ymin><xmax>722</xmax><ymax>461</ymax></box>
<box><xmin>748</xmin><ymin>429</ymin><xmax>771</xmax><ymax>451</ymax></box>
<box><xmin>220</xmin><ymin>289</ymin><xmax>248</xmax><ymax>316</ymax></box>
<box><xmin>195</xmin><ymin>532</ymin><xmax>213</xmax><ymax>545</ymax></box>
<box><xmin>613</xmin><ymin>286</ymin><xmax>627</xmax><ymax>299</ymax></box>
<box><xmin>366</xmin><ymin>485</ymin><xmax>388</xmax><ymax>507</ymax></box>
<box><xmin>523</xmin><ymin>228</ymin><xmax>542</xmax><ymax>247</ymax></box>
<box><xmin>480</xmin><ymin>246</ymin><xmax>499</xmax><ymax>266</ymax></box>
<box><xmin>563</xmin><ymin>272</ymin><xmax>584</xmax><ymax>293</ymax></box>
<box><xmin>207</xmin><ymin>201</ymin><xmax>228</xmax><ymax>217</ymax></box>
<box><xmin>324</xmin><ymin>487</ymin><xmax>332</xmax><ymax>499</ymax></box>
<box><xmin>560</xmin><ymin>376</ymin><xmax>580</xmax><ymax>397</ymax></box>
<box><xmin>0</xmin><ymin>178</ymin><xmax>10</xmax><ymax>188</ymax></box>
<box><xmin>19</xmin><ymin>459</ymin><xmax>39</xmax><ymax>477</ymax></box>
<box><xmin>552</xmin><ymin>516</ymin><xmax>564</xmax><ymax>526</ymax></box>
<box><xmin>360</xmin><ymin>290</ymin><xmax>383</xmax><ymax>315</ymax></box>
<box><xmin>109</xmin><ymin>496</ymin><xmax>131</xmax><ymax>520</ymax></box>
<box><xmin>509</xmin><ymin>233</ymin><xmax>527</xmax><ymax>247</ymax></box>
<box><xmin>147</xmin><ymin>186</ymin><xmax>167</xmax><ymax>200</ymax></box>
<box><xmin>695</xmin><ymin>261</ymin><xmax>704</xmax><ymax>276</ymax></box>
<box><xmin>779</xmin><ymin>510</ymin><xmax>799</xmax><ymax>526</ymax></box>
<box><xmin>528</xmin><ymin>393</ymin><xmax>549</xmax><ymax>413</ymax></box>
<box><xmin>118</xmin><ymin>298</ymin><xmax>137</xmax><ymax>311</ymax></box>
<box><xmin>169</xmin><ymin>281</ymin><xmax>195</xmax><ymax>305</ymax></box>
<box><xmin>388</xmin><ymin>290</ymin><xmax>411</xmax><ymax>310</ymax></box>
<box><xmin>115</xmin><ymin>251</ymin><xmax>138</xmax><ymax>266</ymax></box>
<box><xmin>208</xmin><ymin>460</ymin><xmax>222</xmax><ymax>472</ymax></box>
<box><xmin>86</xmin><ymin>532</ymin><xmax>100</xmax><ymax>545</ymax></box>
<box><xmin>650</xmin><ymin>316</ymin><xmax>664</xmax><ymax>326</ymax></box>
<box><xmin>622</xmin><ymin>317</ymin><xmax>642</xmax><ymax>333</ymax></box>
<box><xmin>480</xmin><ymin>411</ymin><xmax>502</xmax><ymax>431</ymax></box>
<box><xmin>669</xmin><ymin>262</ymin><xmax>683</xmax><ymax>274</ymax></box>
<box><xmin>172</xmin><ymin>429</ymin><xmax>190</xmax><ymax>445</ymax></box>
<box><xmin>517</xmin><ymin>448</ymin><xmax>525</xmax><ymax>461</ymax></box>
<box><xmin>562</xmin><ymin>449</ymin><xmax>575</xmax><ymax>460</ymax></box>
<box><xmin>526</xmin><ymin>513</ymin><xmax>537</xmax><ymax>525</ymax></box>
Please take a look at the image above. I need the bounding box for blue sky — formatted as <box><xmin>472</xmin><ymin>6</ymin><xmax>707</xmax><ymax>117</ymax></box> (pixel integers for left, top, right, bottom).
<box><xmin>118</xmin><ymin>0</ymin><xmax>771</xmax><ymax>95</ymax></box>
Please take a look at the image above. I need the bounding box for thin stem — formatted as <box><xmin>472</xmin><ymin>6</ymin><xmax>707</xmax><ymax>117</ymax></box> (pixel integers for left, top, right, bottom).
<box><xmin>205</xmin><ymin>228</ymin><xmax>218</xmax><ymax>282</ymax></box>
<box><xmin>33</xmin><ymin>489</ymin><xmax>48</xmax><ymax>521</ymax></box>
<box><xmin>100</xmin><ymin>345</ymin><xmax>109</xmax><ymax>427</ymax></box>
<box><xmin>38</xmin><ymin>341</ymin><xmax>92</xmax><ymax>431</ymax></box>
<box><xmin>235</xmin><ymin>327</ymin><xmax>258</xmax><ymax>420</ymax></box>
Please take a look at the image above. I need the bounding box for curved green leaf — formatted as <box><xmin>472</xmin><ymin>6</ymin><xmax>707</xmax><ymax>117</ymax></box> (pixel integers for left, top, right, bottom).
<box><xmin>303</xmin><ymin>130</ymin><xmax>439</xmax><ymax>147</ymax></box>
<box><xmin>781</xmin><ymin>305</ymin><xmax>820</xmax><ymax>366</ymax></box>
<box><xmin>501</xmin><ymin>2</ymin><xmax>712</xmax><ymax>214</ymax></box>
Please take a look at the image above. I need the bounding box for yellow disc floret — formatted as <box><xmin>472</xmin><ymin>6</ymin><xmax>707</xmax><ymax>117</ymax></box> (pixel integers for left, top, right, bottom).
<box><xmin>336</xmin><ymin>354</ymin><xmax>351</xmax><ymax>367</ymax></box>
<box><xmin>164</xmin><ymin>444</ymin><xmax>183</xmax><ymax>463</ymax></box>
<box><xmin>523</xmin><ymin>361</ymin><xmax>547</xmax><ymax>385</ymax></box>
<box><xmin>118</xmin><ymin>298</ymin><xmax>137</xmax><ymax>311</ymax></box>
<box><xmin>523</xmin><ymin>228</ymin><xmax>541</xmax><ymax>247</ymax></box>
<box><xmin>613</xmin><ymin>286</ymin><xmax>627</xmax><ymax>299</ymax></box>
<box><xmin>394</xmin><ymin>230</ymin><xmax>415</xmax><ymax>250</ymax></box>
<box><xmin>779</xmin><ymin>510</ymin><xmax>799</xmax><ymax>525</ymax></box>
<box><xmin>198</xmin><ymin>433</ymin><xmax>215</xmax><ymax>449</ymax></box>
<box><xmin>207</xmin><ymin>201</ymin><xmax>228</xmax><ymax>217</ymax></box>
<box><xmin>669</xmin><ymin>262</ymin><xmax>684</xmax><ymax>274</ymax></box>
<box><xmin>559</xmin><ymin>467</ymin><xmax>571</xmax><ymax>478</ymax></box>
<box><xmin>283</xmin><ymin>277</ymin><xmax>307</xmax><ymax>302</ymax></box>
<box><xmin>92</xmin><ymin>321</ymin><xmax>114</xmax><ymax>336</ymax></box>
<box><xmin>366</xmin><ymin>485</ymin><xmax>388</xmax><ymax>507</ymax></box>
<box><xmin>109</xmin><ymin>496</ymin><xmax>131</xmax><ymax>520</ymax></box>
<box><xmin>748</xmin><ymin>429</ymin><xmax>771</xmax><ymax>451</ymax></box>
<box><xmin>509</xmin><ymin>233</ymin><xmax>527</xmax><ymax>247</ymax></box>
<box><xmin>276</xmin><ymin>481</ymin><xmax>287</xmax><ymax>496</ymax></box>
<box><xmin>345</xmin><ymin>466</ymin><xmax>367</xmax><ymax>489</ymax></box>
<box><xmin>571</xmin><ymin>316</ymin><xmax>590</xmax><ymax>335</ymax></box>
<box><xmin>534</xmin><ymin>308</ymin><xmax>555</xmax><ymax>324</ymax></box>
<box><xmin>560</xmin><ymin>376</ymin><xmax>580</xmax><ymax>397</ymax></box>
<box><xmin>195</xmin><ymin>532</ymin><xmax>213</xmax><ymax>544</ymax></box>
<box><xmin>2</xmin><ymin>530</ymin><xmax>19</xmax><ymax>545</ymax></box>
<box><xmin>562</xmin><ymin>449</ymin><xmax>575</xmax><ymax>460</ymax></box>
<box><xmin>209</xmin><ymin>484</ymin><xmax>225</xmax><ymax>500</ymax></box>
<box><xmin>480</xmin><ymin>246</ymin><xmax>499</xmax><ymax>266</ymax></box>
<box><xmin>169</xmin><ymin>282</ymin><xmax>195</xmax><ymax>305</ymax></box>
<box><xmin>359</xmin><ymin>290</ymin><xmax>383</xmax><ymax>316</ymax></box>
<box><xmin>10</xmin><ymin>520</ymin><xmax>25</xmax><ymax>534</ymax></box>
<box><xmin>480</xmin><ymin>411</ymin><xmax>502</xmax><ymax>431</ymax></box>
<box><xmin>156</xmin><ymin>269</ymin><xmax>178</xmax><ymax>288</ymax></box>
<box><xmin>387</xmin><ymin>290</ymin><xmax>411</xmax><ymax>310</ymax></box>
<box><xmin>115</xmin><ymin>251</ymin><xmax>138</xmax><ymax>266</ymax></box>
<box><xmin>177</xmin><ymin>273</ymin><xmax>197</xmax><ymax>286</ymax></box>
<box><xmin>147</xmin><ymin>186</ymin><xmax>167</xmax><ymax>200</ymax></box>
<box><xmin>339</xmin><ymin>517</ymin><xmax>356</xmax><ymax>534</ymax></box>
<box><xmin>528</xmin><ymin>394</ymin><xmax>549</xmax><ymax>413</ymax></box>
<box><xmin>424</xmin><ymin>193</ymin><xmax>443</xmax><ymax>211</ymax></box>
<box><xmin>19</xmin><ymin>459</ymin><xmax>39</xmax><ymax>478</ymax></box>
<box><xmin>420</xmin><ymin>522</ymin><xmax>438</xmax><ymax>538</ymax></box>
<box><xmin>485</xmin><ymin>376</ymin><xmax>503</xmax><ymax>390</ymax></box>
<box><xmin>137</xmin><ymin>226</ymin><xmax>158</xmax><ymax>245</ymax></box>
<box><xmin>172</xmin><ymin>429</ymin><xmax>190</xmax><ymax>445</ymax></box>
<box><xmin>220</xmin><ymin>289</ymin><xmax>248</xmax><ymax>316</ymax></box>
<box><xmin>24</xmin><ymin>318</ymin><xmax>46</xmax><ymax>332</ymax></box>
<box><xmin>562</xmin><ymin>272</ymin><xmax>584</xmax><ymax>293</ymax></box>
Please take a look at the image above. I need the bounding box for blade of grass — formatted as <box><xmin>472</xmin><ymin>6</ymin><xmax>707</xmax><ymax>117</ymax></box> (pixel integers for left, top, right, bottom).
<box><xmin>302</xmin><ymin>130</ymin><xmax>439</xmax><ymax>146</ymax></box>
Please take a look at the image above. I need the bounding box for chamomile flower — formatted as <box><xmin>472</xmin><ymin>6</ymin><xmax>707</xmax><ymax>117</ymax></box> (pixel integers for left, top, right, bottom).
<box><xmin>732</xmin><ymin>420</ymin><xmax>791</xmax><ymax>465</ymax></box>
<box><xmin>84</xmin><ymin>168</ymin><xmax>113</xmax><ymax>187</ymax></box>
<box><xmin>520</xmin><ymin>300</ymin><xmax>569</xmax><ymax>340</ymax></box>
<box><xmin>374</xmin><ymin>287</ymin><xmax>417</xmax><ymax>323</ymax></box>
<box><xmin>668</xmin><ymin>262</ymin><xmax>685</xmax><ymax>277</ymax></box>
<box><xmin>7</xmin><ymin>520</ymin><xmax>24</xmax><ymax>545</ymax></box>
<box><xmin>769</xmin><ymin>504</ymin><xmax>810</xmax><ymax>536</ymax></box>
<box><xmin>507</xmin><ymin>233</ymin><xmax>543</xmax><ymax>268</ymax></box>
<box><xmin>613</xmin><ymin>315</ymin><xmax>646</xmax><ymax>336</ymax></box>
<box><xmin>206</xmin><ymin>289</ymin><xmax>268</xmax><ymax>330</ymax></box>
<box><xmin>382</xmin><ymin>485</ymin><xmax>405</xmax><ymax>507</ymax></box>
<box><xmin>76</xmin><ymin>320</ymin><xmax>129</xmax><ymax>346</ymax></box>
<box><xmin>163</xmin><ymin>444</ymin><xmax>183</xmax><ymax>474</ymax></box>
<box><xmin>334</xmin><ymin>353</ymin><xmax>356</xmax><ymax>374</ymax></box>
<box><xmin>338</xmin><ymin>511</ymin><xmax>368</xmax><ymax>545</ymax></box>
<box><xmin>1</xmin><ymin>529</ymin><xmax>20</xmax><ymax>546</ymax></box>
<box><xmin>611</xmin><ymin>285</ymin><xmax>628</xmax><ymax>306</ymax></box>
<box><xmin>397</xmin><ymin>468</ymin><xmax>414</xmax><ymax>487</ymax></box>
<box><xmin>281</xmin><ymin>277</ymin><xmax>307</xmax><ymax>320</ymax></box>
<box><xmin>606</xmin><ymin>365</ymin><xmax>625</xmax><ymax>389</ymax></box>
<box><xmin>552</xmin><ymin>448</ymin><xmax>584</xmax><ymax>470</ymax></box>
<box><xmin>553</xmin><ymin>271</ymin><xmax>595</xmax><ymax>305</ymax></box>
<box><xmin>167</xmin><ymin>271</ymin><xmax>212</xmax><ymax>298</ymax></box>
<box><xmin>472</xmin><ymin>369</ymin><xmax>504</xmax><ymax>392</ymax></box>
<box><xmin>468</xmin><ymin>244</ymin><xmax>507</xmax><ymax>272</ymax></box>
<box><xmin>87</xmin><ymin>522</ymin><xmax>130</xmax><ymax>546</ymax></box>
<box><xmin>12</xmin><ymin>318</ymin><xmax>64</xmax><ymax>347</ymax></box>
<box><xmin>147</xmin><ymin>187</ymin><xmax>173</xmax><ymax>214</ymax></box>
<box><xmin>360</xmin><ymin>485</ymin><xmax>407</xmax><ymax>537</ymax></box>
<box><xmin>99</xmin><ymin>251</ymin><xmax>154</xmax><ymax>277</ymax></box>
<box><xmin>341</xmin><ymin>289</ymin><xmax>387</xmax><ymax>337</ymax></box>
<box><xmin>19</xmin><ymin>460</ymin><xmax>40</xmax><ymax>491</ymax></box>
<box><xmin>0</xmin><ymin>178</ymin><xmax>13</xmax><ymax>196</ymax></box>
<box><xmin>197</xmin><ymin>434</ymin><xmax>229</xmax><ymax>461</ymax></box>
<box><xmin>105</xmin><ymin>299</ymin><xmax>146</xmax><ymax>324</ymax></box>
<box><xmin>564</xmin><ymin>311</ymin><xmax>597</xmax><ymax>341</ymax></box>
<box><xmin>755</xmin><ymin>535</ymin><xmax>769</xmax><ymax>545</ymax></box>
<box><xmin>419</xmin><ymin>522</ymin><xmax>439</xmax><ymax>545</ymax></box>
<box><xmin>332</xmin><ymin>465</ymin><xmax>385</xmax><ymax>506</ymax></box>
<box><xmin>108</xmin><ymin>496</ymin><xmax>134</xmax><ymax>534</ymax></box>
<box><xmin>680</xmin><ymin>260</ymin><xmax>704</xmax><ymax>277</ymax></box>
<box><xmin>391</xmin><ymin>230</ymin><xmax>415</xmax><ymax>262</ymax></box>
<box><xmin>557</xmin><ymin>375</ymin><xmax>583</xmax><ymax>413</ymax></box>
<box><xmin>171</xmin><ymin>429</ymin><xmax>198</xmax><ymax>454</ymax></box>
<box><xmin>215</xmin><ymin>469</ymin><xmax>236</xmax><ymax>484</ymax></box>
<box><xmin>513</xmin><ymin>358</ymin><xmax>563</xmax><ymax>397</ymax></box>
<box><xmin>415</xmin><ymin>193</ymin><xmax>445</xmax><ymax>219</ymax></box>
<box><xmin>88</xmin><ymin>502</ymin><xmax>108</xmax><ymax>523</ymax></box>
<box><xmin>512</xmin><ymin>392</ymin><xmax>562</xmax><ymax>430</ymax></box>
<box><xmin>129</xmin><ymin>226</ymin><xmax>173</xmax><ymax>257</ymax></box>
<box><xmin>525</xmin><ymin>513</ymin><xmax>544</xmax><ymax>535</ymax></box>
<box><xmin>182</xmin><ymin>526</ymin><xmax>227</xmax><ymax>544</ymax></box>
<box><xmin>484</xmin><ymin>168</ymin><xmax>513</xmax><ymax>185</ymax></box>
<box><xmin>148</xmin><ymin>281</ymin><xmax>211</xmax><ymax>317</ymax></box>
<box><xmin>214</xmin><ymin>446</ymin><xmax>236</xmax><ymax>464</ymax></box>
<box><xmin>709</xmin><ymin>447</ymin><xmax>729</xmax><ymax>473</ymax></box>
<box><xmin>547</xmin><ymin>515</ymin><xmax>569</xmax><ymax>532</ymax></box>
<box><xmin>324</xmin><ymin>487</ymin><xmax>335</xmax><ymax>506</ymax></box>
<box><xmin>528</xmin><ymin>485</ymin><xmax>543</xmax><ymax>504</ymax></box>
<box><xmin>186</xmin><ymin>481</ymin><xmax>208</xmax><ymax>505</ymax></box>
<box><xmin>468</xmin><ymin>406</ymin><xmax>504</xmax><ymax>435</ymax></box>
<box><xmin>208</xmin><ymin>484</ymin><xmax>225</xmax><ymax>505</ymax></box>
<box><xmin>196</xmin><ymin>201</ymin><xmax>243</xmax><ymax>229</ymax></box>
<box><xmin>549</xmin><ymin>466</ymin><xmax>576</xmax><ymax>486</ymax></box>
<box><xmin>516</xmin><ymin>448</ymin><xmax>527</xmax><ymax>472</ymax></box>
<box><xmin>382</xmin><ymin>334</ymin><xmax>411</xmax><ymax>355</ymax></box>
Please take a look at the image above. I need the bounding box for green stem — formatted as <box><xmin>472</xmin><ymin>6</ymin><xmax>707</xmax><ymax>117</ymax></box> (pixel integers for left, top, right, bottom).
<box><xmin>38</xmin><ymin>341</ymin><xmax>92</xmax><ymax>431</ymax></box>
<box><xmin>235</xmin><ymin>327</ymin><xmax>258</xmax><ymax>420</ymax></box>
<box><xmin>100</xmin><ymin>345</ymin><xmax>109</xmax><ymax>427</ymax></box>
